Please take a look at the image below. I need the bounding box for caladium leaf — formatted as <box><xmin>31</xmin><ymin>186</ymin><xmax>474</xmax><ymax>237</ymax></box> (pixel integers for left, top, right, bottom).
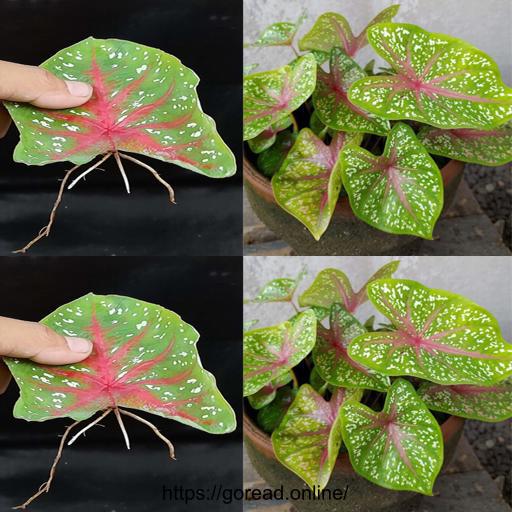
<box><xmin>313</xmin><ymin>48</ymin><xmax>390</xmax><ymax>135</ymax></box>
<box><xmin>341</xmin><ymin>122</ymin><xmax>443</xmax><ymax>239</ymax></box>
<box><xmin>348</xmin><ymin>23</ymin><xmax>512</xmax><ymax>129</ymax></box>
<box><xmin>248</xmin><ymin>372</ymin><xmax>293</xmax><ymax>410</ymax></box>
<box><xmin>349</xmin><ymin>279</ymin><xmax>512</xmax><ymax>385</ymax></box>
<box><xmin>5</xmin><ymin>37</ymin><xmax>236</xmax><ymax>177</ymax></box>
<box><xmin>340</xmin><ymin>378</ymin><xmax>443</xmax><ymax>495</ymax></box>
<box><xmin>256</xmin><ymin>386</ymin><xmax>297</xmax><ymax>433</ymax></box>
<box><xmin>247</xmin><ymin>116</ymin><xmax>293</xmax><ymax>154</ymax></box>
<box><xmin>299</xmin><ymin>5</ymin><xmax>400</xmax><ymax>61</ymax></box>
<box><xmin>314</xmin><ymin>305</ymin><xmax>390</xmax><ymax>392</ymax></box>
<box><xmin>246</xmin><ymin>267</ymin><xmax>306</xmax><ymax>304</ymax></box>
<box><xmin>4</xmin><ymin>294</ymin><xmax>236</xmax><ymax>434</ymax></box>
<box><xmin>243</xmin><ymin>54</ymin><xmax>317</xmax><ymax>140</ymax></box>
<box><xmin>243</xmin><ymin>310</ymin><xmax>317</xmax><ymax>396</ymax></box>
<box><xmin>244</xmin><ymin>320</ymin><xmax>259</xmax><ymax>332</ymax></box>
<box><xmin>309</xmin><ymin>110</ymin><xmax>327</xmax><ymax>137</ymax></box>
<box><xmin>309</xmin><ymin>366</ymin><xmax>328</xmax><ymax>394</ymax></box>
<box><xmin>417</xmin><ymin>123</ymin><xmax>512</xmax><ymax>166</ymax></box>
<box><xmin>257</xmin><ymin>130</ymin><xmax>297</xmax><ymax>177</ymax></box>
<box><xmin>247</xmin><ymin>12</ymin><xmax>307</xmax><ymax>48</ymax></box>
<box><xmin>272</xmin><ymin>129</ymin><xmax>362</xmax><ymax>241</ymax></box>
<box><xmin>272</xmin><ymin>385</ymin><xmax>362</xmax><ymax>491</ymax></box>
<box><xmin>418</xmin><ymin>379</ymin><xmax>512</xmax><ymax>423</ymax></box>
<box><xmin>299</xmin><ymin>261</ymin><xmax>400</xmax><ymax>316</ymax></box>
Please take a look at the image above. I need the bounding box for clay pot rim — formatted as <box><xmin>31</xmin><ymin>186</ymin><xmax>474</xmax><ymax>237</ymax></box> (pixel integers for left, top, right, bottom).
<box><xmin>243</xmin><ymin>408</ymin><xmax>465</xmax><ymax>472</ymax></box>
<box><xmin>243</xmin><ymin>155</ymin><xmax>464</xmax><ymax>217</ymax></box>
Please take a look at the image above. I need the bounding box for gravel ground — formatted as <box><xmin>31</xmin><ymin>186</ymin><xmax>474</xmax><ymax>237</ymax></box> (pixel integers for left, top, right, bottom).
<box><xmin>465</xmin><ymin>164</ymin><xmax>512</xmax><ymax>249</ymax></box>
<box><xmin>465</xmin><ymin>419</ymin><xmax>512</xmax><ymax>505</ymax></box>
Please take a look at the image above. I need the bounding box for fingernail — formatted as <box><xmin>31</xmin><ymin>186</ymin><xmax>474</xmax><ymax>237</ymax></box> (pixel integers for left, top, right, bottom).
<box><xmin>65</xmin><ymin>81</ymin><xmax>92</xmax><ymax>97</ymax></box>
<box><xmin>65</xmin><ymin>337</ymin><xmax>92</xmax><ymax>353</ymax></box>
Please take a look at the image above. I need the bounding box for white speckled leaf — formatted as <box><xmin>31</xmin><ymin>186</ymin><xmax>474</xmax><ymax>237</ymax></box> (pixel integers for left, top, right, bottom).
<box><xmin>247</xmin><ymin>372</ymin><xmax>293</xmax><ymax>410</ymax></box>
<box><xmin>314</xmin><ymin>305</ymin><xmax>390</xmax><ymax>392</ymax></box>
<box><xmin>272</xmin><ymin>384</ymin><xmax>362</xmax><ymax>491</ymax></box>
<box><xmin>3</xmin><ymin>294</ymin><xmax>236</xmax><ymax>434</ymax></box>
<box><xmin>243</xmin><ymin>54</ymin><xmax>317</xmax><ymax>140</ymax></box>
<box><xmin>4</xmin><ymin>37</ymin><xmax>235</xmax><ymax>177</ymax></box>
<box><xmin>299</xmin><ymin>262</ymin><xmax>400</xmax><ymax>316</ymax></box>
<box><xmin>243</xmin><ymin>310</ymin><xmax>317</xmax><ymax>396</ymax></box>
<box><xmin>313</xmin><ymin>48</ymin><xmax>390</xmax><ymax>135</ymax></box>
<box><xmin>348</xmin><ymin>23</ymin><xmax>512</xmax><ymax>129</ymax></box>
<box><xmin>248</xmin><ymin>116</ymin><xmax>293</xmax><ymax>154</ymax></box>
<box><xmin>418</xmin><ymin>379</ymin><xmax>512</xmax><ymax>422</ymax></box>
<box><xmin>272</xmin><ymin>129</ymin><xmax>362</xmax><ymax>240</ymax></box>
<box><xmin>257</xmin><ymin>130</ymin><xmax>297</xmax><ymax>177</ymax></box>
<box><xmin>341</xmin><ymin>378</ymin><xmax>443</xmax><ymax>495</ymax></box>
<box><xmin>247</xmin><ymin>268</ymin><xmax>306</xmax><ymax>304</ymax></box>
<box><xmin>248</xmin><ymin>13</ymin><xmax>306</xmax><ymax>48</ymax></box>
<box><xmin>349</xmin><ymin>279</ymin><xmax>512</xmax><ymax>385</ymax></box>
<box><xmin>341</xmin><ymin>122</ymin><xmax>443</xmax><ymax>239</ymax></box>
<box><xmin>299</xmin><ymin>6</ymin><xmax>400</xmax><ymax>61</ymax></box>
<box><xmin>418</xmin><ymin>123</ymin><xmax>512</xmax><ymax>166</ymax></box>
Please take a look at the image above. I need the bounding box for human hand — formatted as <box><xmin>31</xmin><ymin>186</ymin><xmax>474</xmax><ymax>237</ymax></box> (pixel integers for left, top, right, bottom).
<box><xmin>0</xmin><ymin>316</ymin><xmax>92</xmax><ymax>394</ymax></box>
<box><xmin>0</xmin><ymin>59</ymin><xmax>93</xmax><ymax>138</ymax></box>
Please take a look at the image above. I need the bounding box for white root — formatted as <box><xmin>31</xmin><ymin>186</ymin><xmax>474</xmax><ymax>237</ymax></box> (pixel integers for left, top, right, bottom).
<box><xmin>67</xmin><ymin>408</ymin><xmax>112</xmax><ymax>446</ymax></box>
<box><xmin>67</xmin><ymin>153</ymin><xmax>112</xmax><ymax>190</ymax></box>
<box><xmin>114</xmin><ymin>407</ymin><xmax>131</xmax><ymax>450</ymax></box>
<box><xmin>114</xmin><ymin>151</ymin><xmax>131</xmax><ymax>194</ymax></box>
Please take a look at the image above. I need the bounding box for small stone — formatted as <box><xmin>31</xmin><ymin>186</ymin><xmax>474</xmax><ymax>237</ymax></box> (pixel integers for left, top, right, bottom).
<box><xmin>497</xmin><ymin>436</ymin><xmax>505</xmax><ymax>443</ymax></box>
<box><xmin>485</xmin><ymin>183</ymin><xmax>495</xmax><ymax>192</ymax></box>
<box><xmin>485</xmin><ymin>439</ymin><xmax>495</xmax><ymax>448</ymax></box>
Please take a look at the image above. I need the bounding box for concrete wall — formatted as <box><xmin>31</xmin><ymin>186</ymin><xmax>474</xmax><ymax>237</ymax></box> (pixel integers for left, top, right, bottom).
<box><xmin>244</xmin><ymin>256</ymin><xmax>512</xmax><ymax>340</ymax></box>
<box><xmin>244</xmin><ymin>0</ymin><xmax>512</xmax><ymax>84</ymax></box>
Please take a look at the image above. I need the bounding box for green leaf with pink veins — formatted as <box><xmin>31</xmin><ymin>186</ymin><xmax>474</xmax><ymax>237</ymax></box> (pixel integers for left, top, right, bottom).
<box><xmin>248</xmin><ymin>372</ymin><xmax>293</xmax><ymax>410</ymax></box>
<box><xmin>340</xmin><ymin>378</ymin><xmax>443</xmax><ymax>495</ymax></box>
<box><xmin>417</xmin><ymin>378</ymin><xmax>512</xmax><ymax>422</ymax></box>
<box><xmin>243</xmin><ymin>54</ymin><xmax>317</xmax><ymax>140</ymax></box>
<box><xmin>257</xmin><ymin>130</ymin><xmax>298</xmax><ymax>177</ymax></box>
<box><xmin>340</xmin><ymin>122</ymin><xmax>443</xmax><ymax>239</ymax></box>
<box><xmin>299</xmin><ymin>261</ymin><xmax>400</xmax><ymax>318</ymax></box>
<box><xmin>314</xmin><ymin>304</ymin><xmax>390</xmax><ymax>392</ymax></box>
<box><xmin>247</xmin><ymin>12</ymin><xmax>307</xmax><ymax>48</ymax></box>
<box><xmin>417</xmin><ymin>122</ymin><xmax>512</xmax><ymax>166</ymax></box>
<box><xmin>272</xmin><ymin>384</ymin><xmax>362</xmax><ymax>492</ymax></box>
<box><xmin>3</xmin><ymin>293</ymin><xmax>236</xmax><ymax>434</ymax></box>
<box><xmin>272</xmin><ymin>128</ymin><xmax>362</xmax><ymax>241</ymax></box>
<box><xmin>243</xmin><ymin>310</ymin><xmax>317</xmax><ymax>396</ymax></box>
<box><xmin>299</xmin><ymin>5</ymin><xmax>400</xmax><ymax>63</ymax></box>
<box><xmin>313</xmin><ymin>48</ymin><xmax>390</xmax><ymax>135</ymax></box>
<box><xmin>348</xmin><ymin>279</ymin><xmax>512</xmax><ymax>385</ymax></box>
<box><xmin>4</xmin><ymin>37</ymin><xmax>236</xmax><ymax>178</ymax></box>
<box><xmin>246</xmin><ymin>267</ymin><xmax>306</xmax><ymax>304</ymax></box>
<box><xmin>348</xmin><ymin>23</ymin><xmax>512</xmax><ymax>129</ymax></box>
<box><xmin>247</xmin><ymin>116</ymin><xmax>293</xmax><ymax>154</ymax></box>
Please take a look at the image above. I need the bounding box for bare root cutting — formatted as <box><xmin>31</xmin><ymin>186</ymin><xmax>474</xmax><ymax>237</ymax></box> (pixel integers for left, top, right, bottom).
<box><xmin>120</xmin><ymin>408</ymin><xmax>176</xmax><ymax>459</ymax></box>
<box><xmin>13</xmin><ymin>420</ymin><xmax>81</xmax><ymax>510</ymax></box>
<box><xmin>120</xmin><ymin>152</ymin><xmax>176</xmax><ymax>204</ymax></box>
<box><xmin>13</xmin><ymin>164</ymin><xmax>81</xmax><ymax>254</ymax></box>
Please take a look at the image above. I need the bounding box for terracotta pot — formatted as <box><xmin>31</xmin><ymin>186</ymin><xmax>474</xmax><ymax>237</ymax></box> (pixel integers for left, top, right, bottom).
<box><xmin>244</xmin><ymin>156</ymin><xmax>465</xmax><ymax>255</ymax></box>
<box><xmin>244</xmin><ymin>411</ymin><xmax>465</xmax><ymax>512</ymax></box>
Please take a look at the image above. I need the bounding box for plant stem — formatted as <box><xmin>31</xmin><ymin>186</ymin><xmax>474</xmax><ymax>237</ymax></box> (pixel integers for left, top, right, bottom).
<box><xmin>67</xmin><ymin>408</ymin><xmax>112</xmax><ymax>446</ymax></box>
<box><xmin>13</xmin><ymin>420</ymin><xmax>81</xmax><ymax>509</ymax></box>
<box><xmin>290</xmin><ymin>45</ymin><xmax>300</xmax><ymax>58</ymax></box>
<box><xmin>290</xmin><ymin>369</ymin><xmax>299</xmax><ymax>389</ymax></box>
<box><xmin>290</xmin><ymin>113</ymin><xmax>299</xmax><ymax>133</ymax></box>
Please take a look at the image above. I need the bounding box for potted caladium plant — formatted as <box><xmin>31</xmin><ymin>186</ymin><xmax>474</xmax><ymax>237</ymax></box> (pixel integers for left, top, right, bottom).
<box><xmin>243</xmin><ymin>5</ymin><xmax>512</xmax><ymax>255</ymax></box>
<box><xmin>4</xmin><ymin>293</ymin><xmax>236</xmax><ymax>509</ymax></box>
<box><xmin>243</xmin><ymin>263</ymin><xmax>512</xmax><ymax>511</ymax></box>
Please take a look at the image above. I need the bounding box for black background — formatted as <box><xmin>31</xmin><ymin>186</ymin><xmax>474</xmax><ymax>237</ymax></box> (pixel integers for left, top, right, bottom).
<box><xmin>0</xmin><ymin>0</ymin><xmax>242</xmax><ymax>255</ymax></box>
<box><xmin>0</xmin><ymin>256</ymin><xmax>242</xmax><ymax>511</ymax></box>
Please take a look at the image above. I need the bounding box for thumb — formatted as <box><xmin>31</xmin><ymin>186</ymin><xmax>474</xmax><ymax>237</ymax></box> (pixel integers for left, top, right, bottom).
<box><xmin>0</xmin><ymin>316</ymin><xmax>92</xmax><ymax>365</ymax></box>
<box><xmin>0</xmin><ymin>60</ymin><xmax>92</xmax><ymax>109</ymax></box>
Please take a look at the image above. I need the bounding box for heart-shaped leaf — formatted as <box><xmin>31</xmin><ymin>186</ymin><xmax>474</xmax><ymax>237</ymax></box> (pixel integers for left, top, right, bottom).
<box><xmin>348</xmin><ymin>23</ymin><xmax>512</xmax><ymax>129</ymax></box>
<box><xmin>257</xmin><ymin>386</ymin><xmax>297</xmax><ymax>433</ymax></box>
<box><xmin>418</xmin><ymin>379</ymin><xmax>512</xmax><ymax>422</ymax></box>
<box><xmin>5</xmin><ymin>37</ymin><xmax>236</xmax><ymax>177</ymax></box>
<box><xmin>272</xmin><ymin>129</ymin><xmax>362</xmax><ymax>240</ymax></box>
<box><xmin>340</xmin><ymin>378</ymin><xmax>443</xmax><ymax>495</ymax></box>
<box><xmin>313</xmin><ymin>48</ymin><xmax>390</xmax><ymax>135</ymax></box>
<box><xmin>299</xmin><ymin>261</ymin><xmax>400</xmax><ymax>316</ymax></box>
<box><xmin>4</xmin><ymin>294</ymin><xmax>236</xmax><ymax>434</ymax></box>
<box><xmin>299</xmin><ymin>6</ymin><xmax>400</xmax><ymax>62</ymax></box>
<box><xmin>247</xmin><ymin>116</ymin><xmax>293</xmax><ymax>154</ymax></box>
<box><xmin>349</xmin><ymin>279</ymin><xmax>512</xmax><ymax>385</ymax></box>
<box><xmin>247</xmin><ymin>12</ymin><xmax>307</xmax><ymax>48</ymax></box>
<box><xmin>272</xmin><ymin>385</ymin><xmax>362</xmax><ymax>491</ymax></box>
<box><xmin>243</xmin><ymin>54</ymin><xmax>317</xmax><ymax>140</ymax></box>
<box><xmin>341</xmin><ymin>122</ymin><xmax>443</xmax><ymax>239</ymax></box>
<box><xmin>418</xmin><ymin>123</ymin><xmax>512</xmax><ymax>166</ymax></box>
<box><xmin>243</xmin><ymin>310</ymin><xmax>317</xmax><ymax>396</ymax></box>
<box><xmin>314</xmin><ymin>305</ymin><xmax>390</xmax><ymax>392</ymax></box>
<box><xmin>246</xmin><ymin>267</ymin><xmax>306</xmax><ymax>304</ymax></box>
<box><xmin>257</xmin><ymin>130</ymin><xmax>298</xmax><ymax>177</ymax></box>
<box><xmin>248</xmin><ymin>372</ymin><xmax>293</xmax><ymax>410</ymax></box>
